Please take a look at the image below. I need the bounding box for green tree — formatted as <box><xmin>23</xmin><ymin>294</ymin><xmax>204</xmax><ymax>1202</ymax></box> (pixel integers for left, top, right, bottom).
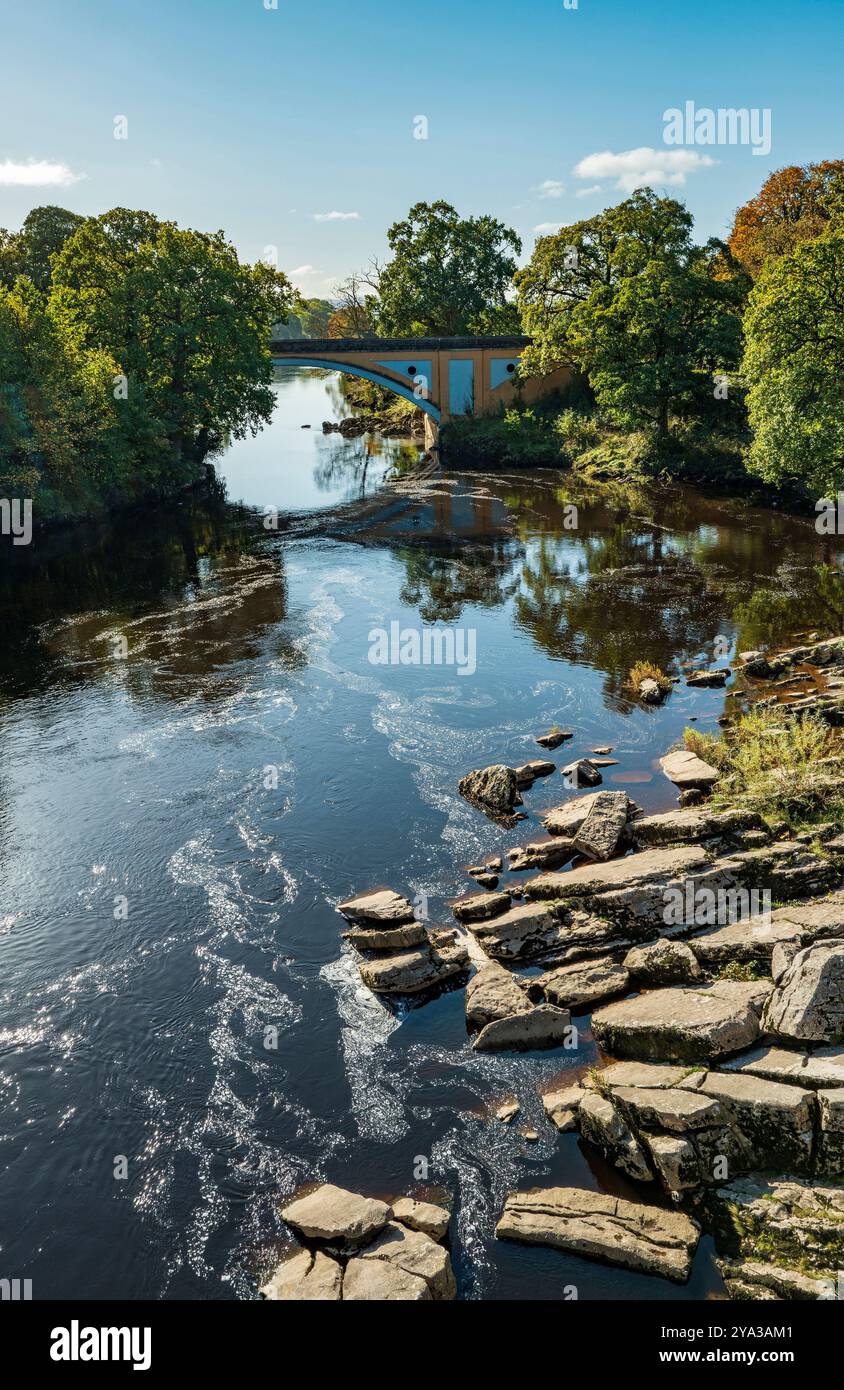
<box><xmin>50</xmin><ymin>208</ymin><xmax>292</xmax><ymax>469</ymax></box>
<box><xmin>375</xmin><ymin>200</ymin><xmax>521</xmax><ymax>336</ymax></box>
<box><xmin>742</xmin><ymin>232</ymin><xmax>844</xmax><ymax>496</ymax></box>
<box><xmin>0</xmin><ymin>205</ymin><xmax>85</xmax><ymax>291</ymax></box>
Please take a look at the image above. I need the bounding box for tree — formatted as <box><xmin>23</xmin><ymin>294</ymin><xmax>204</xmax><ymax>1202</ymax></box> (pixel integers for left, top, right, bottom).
<box><xmin>328</xmin><ymin>272</ymin><xmax>379</xmax><ymax>337</ymax></box>
<box><xmin>49</xmin><ymin>208</ymin><xmax>292</xmax><ymax>469</ymax></box>
<box><xmin>742</xmin><ymin>232</ymin><xmax>844</xmax><ymax>497</ymax></box>
<box><xmin>517</xmin><ymin>191</ymin><xmax>743</xmax><ymax>437</ymax></box>
<box><xmin>0</xmin><ymin>205</ymin><xmax>84</xmax><ymax>291</ymax></box>
<box><xmin>728</xmin><ymin>162</ymin><xmax>844</xmax><ymax>278</ymax></box>
<box><xmin>374</xmin><ymin>201</ymin><xmax>521</xmax><ymax>336</ymax></box>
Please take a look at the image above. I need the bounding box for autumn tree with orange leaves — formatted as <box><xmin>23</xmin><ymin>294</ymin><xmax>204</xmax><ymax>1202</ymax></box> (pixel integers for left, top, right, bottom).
<box><xmin>728</xmin><ymin>161</ymin><xmax>844</xmax><ymax>277</ymax></box>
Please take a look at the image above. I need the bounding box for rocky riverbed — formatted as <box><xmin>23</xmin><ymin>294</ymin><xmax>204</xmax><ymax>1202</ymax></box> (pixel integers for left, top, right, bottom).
<box><xmin>265</xmin><ymin>632</ymin><xmax>844</xmax><ymax>1300</ymax></box>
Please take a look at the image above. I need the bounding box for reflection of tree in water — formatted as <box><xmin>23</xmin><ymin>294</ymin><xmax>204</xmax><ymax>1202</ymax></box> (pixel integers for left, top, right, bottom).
<box><xmin>0</xmin><ymin>484</ymin><xmax>303</xmax><ymax>701</ymax></box>
<box><xmin>312</xmin><ymin>436</ymin><xmax>419</xmax><ymax>499</ymax></box>
<box><xmin>732</xmin><ymin>563</ymin><xmax>844</xmax><ymax>652</ymax></box>
<box><xmin>398</xmin><ymin>542</ymin><xmax>520</xmax><ymax>623</ymax></box>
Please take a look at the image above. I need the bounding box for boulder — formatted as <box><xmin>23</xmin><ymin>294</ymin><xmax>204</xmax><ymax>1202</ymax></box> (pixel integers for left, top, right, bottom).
<box><xmin>686</xmin><ymin>669</ymin><xmax>730</xmax><ymax>687</ymax></box>
<box><xmin>280</xmin><ymin>1184</ymin><xmax>390</xmax><ymax>1246</ymax></box>
<box><xmin>660</xmin><ymin>749</ymin><xmax>720</xmax><ymax>789</ymax></box>
<box><xmin>639</xmin><ymin>677</ymin><xmax>665</xmax><ymax>705</ymax></box>
<box><xmin>577</xmin><ymin>1090</ymin><xmax>653</xmax><ymax>1181</ymax></box>
<box><xmin>464</xmin><ymin>961</ymin><xmax>531</xmax><ymax>1030</ymax></box>
<box><xmin>451</xmin><ymin>890</ymin><xmax>511</xmax><ymax>923</ymax></box>
<box><xmin>761</xmin><ymin>941</ymin><xmax>844</xmax><ymax>1043</ymax></box>
<box><xmin>541</xmin><ymin>1083</ymin><xmax>583</xmax><ymax>1131</ymax></box>
<box><xmin>359</xmin><ymin>934</ymin><xmax>468</xmax><ymax>995</ymax></box>
<box><xmin>337</xmin><ymin>888</ymin><xmax>415</xmax><ymax>925</ymax></box>
<box><xmin>536</xmin><ymin>728</ymin><xmax>572</xmax><ymax>749</ymax></box>
<box><xmin>644</xmin><ymin>1134</ymin><xmax>702</xmax><ymax>1194</ymax></box>
<box><xmin>496</xmin><ymin>1186</ymin><xmax>700</xmax><ymax>1282</ymax></box>
<box><xmin>260</xmin><ymin>1248</ymin><xmax>343</xmax><ymax>1300</ymax></box>
<box><xmin>633</xmin><ymin>807</ymin><xmax>763</xmax><ymax>847</ymax></box>
<box><xmin>541</xmin><ymin>792</ymin><xmax>610</xmax><ymax>838</ymax></box>
<box><xmin>541</xmin><ymin>956</ymin><xmax>630</xmax><ymax>1010</ymax></box>
<box><xmin>391</xmin><ymin>1197</ymin><xmax>450</xmax><ymax>1241</ymax></box>
<box><xmin>466</xmin><ymin>899</ymin><xmax>568</xmax><ymax>960</ymax></box>
<box><xmin>342</xmin><ymin>1257</ymin><xmax>431</xmax><ymax>1300</ymax></box>
<box><xmin>507</xmin><ymin>839</ymin><xmax>575</xmax><ymax>872</ymax></box>
<box><xmin>473</xmin><ymin>1003</ymin><xmax>572</xmax><ymax>1052</ymax></box>
<box><xmin>624</xmin><ymin>938</ymin><xmax>702</xmax><ymax>985</ymax></box>
<box><xmin>359</xmin><ymin>1221</ymin><xmax>456</xmax><ymax>1300</ymax></box>
<box><xmin>571</xmin><ymin>790</ymin><xmax>630</xmax><ymax>861</ymax></box>
<box><xmin>561</xmin><ymin>758</ymin><xmax>602</xmax><ymax>788</ymax></box>
<box><xmin>698</xmin><ymin>1072</ymin><xmax>815</xmax><ymax>1173</ymax></box>
<box><xmin>591</xmin><ymin>980</ymin><xmax>768</xmax><ymax>1063</ymax></box>
<box><xmin>458</xmin><ymin>764</ymin><xmax>522</xmax><ymax>818</ymax></box>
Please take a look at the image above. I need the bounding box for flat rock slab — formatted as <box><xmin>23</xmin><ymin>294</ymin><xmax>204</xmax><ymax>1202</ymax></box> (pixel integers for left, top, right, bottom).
<box><xmin>624</xmin><ymin>939</ymin><xmax>702</xmax><ymax>985</ymax></box>
<box><xmin>633</xmin><ymin>807</ymin><xmax>762</xmax><ymax>847</ymax></box>
<box><xmin>281</xmin><ymin>1184</ymin><xmax>391</xmax><ymax>1246</ymax></box>
<box><xmin>523</xmin><ymin>844</ymin><xmax>709</xmax><ymax>903</ymax></box>
<box><xmin>344</xmin><ymin>922</ymin><xmax>428</xmax><ymax>950</ymax></box>
<box><xmin>541</xmin><ymin>792</ymin><xmax>611</xmax><ymax>838</ymax></box>
<box><xmin>391</xmin><ymin>1197</ymin><xmax>450</xmax><ymax>1241</ymax></box>
<box><xmin>762</xmin><ymin>941</ymin><xmax>844</xmax><ymax>1043</ymax></box>
<box><xmin>591</xmin><ymin>980</ymin><xmax>768</xmax><ymax>1063</ymax></box>
<box><xmin>536</xmin><ymin>729</ymin><xmax>573</xmax><ymax>749</ymax></box>
<box><xmin>699</xmin><ymin>1072</ymin><xmax>815</xmax><ymax>1173</ymax></box>
<box><xmin>473</xmin><ymin>1003</ymin><xmax>571</xmax><ymax>1052</ymax></box>
<box><xmin>467</xmin><ymin>900</ymin><xmax>567</xmax><ymax>960</ymax></box>
<box><xmin>721</xmin><ymin>1044</ymin><xmax>844</xmax><ymax>1090</ymax></box>
<box><xmin>712</xmin><ymin>1176</ymin><xmax>844</xmax><ymax>1275</ymax></box>
<box><xmin>718</xmin><ymin>1257</ymin><xmax>833</xmax><ymax>1301</ymax></box>
<box><xmin>342</xmin><ymin>1257</ymin><xmax>431</xmax><ymax>1300</ymax></box>
<box><xmin>359</xmin><ymin>1221</ymin><xmax>456</xmax><ymax>1300</ymax></box>
<box><xmin>496</xmin><ymin>1186</ymin><xmax>700</xmax><ymax>1282</ymax></box>
<box><xmin>508</xmin><ymin>839</ymin><xmax>575</xmax><ymax>872</ymax></box>
<box><xmin>660</xmin><ymin>749</ymin><xmax>720</xmax><ymax>789</ymax></box>
<box><xmin>337</xmin><ymin>888</ymin><xmax>415</xmax><ymax>925</ymax></box>
<box><xmin>571</xmin><ymin>790</ymin><xmax>630</xmax><ymax>861</ymax></box>
<box><xmin>452</xmin><ymin>890</ymin><xmax>511</xmax><ymax>923</ymax></box>
<box><xmin>541</xmin><ymin>1083</ymin><xmax>583</xmax><ymax>1131</ymax></box>
<box><xmin>465</xmin><ymin>961</ymin><xmax>531</xmax><ymax>1030</ymax></box>
<box><xmin>578</xmin><ymin>1090</ymin><xmax>653</xmax><ymax>1181</ymax></box>
<box><xmin>686</xmin><ymin>669</ymin><xmax>730</xmax><ymax>687</ymax></box>
<box><xmin>686</xmin><ymin>917</ymin><xmax>803</xmax><ymax>966</ymax></box>
<box><xmin>612</xmin><ymin>1084</ymin><xmax>723</xmax><ymax>1133</ymax></box>
<box><xmin>593</xmin><ymin>1060</ymin><xmax>709</xmax><ymax>1092</ymax></box>
<box><xmin>360</xmin><ymin>936</ymin><xmax>468</xmax><ymax>995</ymax></box>
<box><xmin>260</xmin><ymin>1248</ymin><xmax>343</xmax><ymax>1300</ymax></box>
<box><xmin>542</xmin><ymin>956</ymin><xmax>630</xmax><ymax>1011</ymax></box>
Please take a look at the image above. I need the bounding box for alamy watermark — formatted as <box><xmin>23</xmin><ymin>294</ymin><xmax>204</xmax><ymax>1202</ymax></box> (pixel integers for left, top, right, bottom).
<box><xmin>663</xmin><ymin>101</ymin><xmax>771</xmax><ymax>157</ymax></box>
<box><xmin>368</xmin><ymin>622</ymin><xmax>477</xmax><ymax>677</ymax></box>
<box><xmin>663</xmin><ymin>882</ymin><xmax>772</xmax><ymax>928</ymax></box>
<box><xmin>0</xmin><ymin>498</ymin><xmax>32</xmax><ymax>546</ymax></box>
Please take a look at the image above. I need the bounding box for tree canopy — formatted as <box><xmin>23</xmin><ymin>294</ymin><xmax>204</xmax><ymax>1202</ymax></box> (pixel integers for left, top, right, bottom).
<box><xmin>728</xmin><ymin>162</ymin><xmax>844</xmax><ymax>278</ymax></box>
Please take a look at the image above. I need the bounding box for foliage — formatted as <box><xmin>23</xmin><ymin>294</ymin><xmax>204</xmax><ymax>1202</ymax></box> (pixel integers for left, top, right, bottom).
<box><xmin>628</xmin><ymin>660</ymin><xmax>672</xmax><ymax>692</ymax></box>
<box><xmin>741</xmin><ymin>232</ymin><xmax>844</xmax><ymax>497</ymax></box>
<box><xmin>728</xmin><ymin>162</ymin><xmax>844</xmax><ymax>278</ymax></box>
<box><xmin>274</xmin><ymin>296</ymin><xmax>333</xmax><ymax>339</ymax></box>
<box><xmin>440</xmin><ymin>405</ymin><xmax>562</xmax><ymax>468</ymax></box>
<box><xmin>375</xmin><ymin>200</ymin><xmax>521</xmax><ymax>337</ymax></box>
<box><xmin>0</xmin><ymin>205</ymin><xmax>85</xmax><ymax>292</ymax></box>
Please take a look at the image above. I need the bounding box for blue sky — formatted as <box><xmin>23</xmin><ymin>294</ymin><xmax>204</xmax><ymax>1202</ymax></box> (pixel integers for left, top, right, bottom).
<box><xmin>2</xmin><ymin>0</ymin><xmax>843</xmax><ymax>295</ymax></box>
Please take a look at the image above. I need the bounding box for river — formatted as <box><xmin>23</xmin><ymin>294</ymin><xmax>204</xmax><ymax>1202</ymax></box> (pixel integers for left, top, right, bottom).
<box><xmin>2</xmin><ymin>367</ymin><xmax>843</xmax><ymax>1301</ymax></box>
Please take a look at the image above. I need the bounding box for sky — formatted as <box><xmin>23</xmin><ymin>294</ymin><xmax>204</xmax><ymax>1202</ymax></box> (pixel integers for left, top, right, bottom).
<box><xmin>2</xmin><ymin>0</ymin><xmax>843</xmax><ymax>296</ymax></box>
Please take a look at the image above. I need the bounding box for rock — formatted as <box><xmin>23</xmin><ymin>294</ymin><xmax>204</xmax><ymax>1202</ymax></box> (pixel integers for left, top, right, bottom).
<box><xmin>644</xmin><ymin>1134</ymin><xmax>701</xmax><ymax>1194</ymax></box>
<box><xmin>561</xmin><ymin>758</ymin><xmax>602</xmax><ymax>788</ymax></box>
<box><xmin>686</xmin><ymin>669</ymin><xmax>730</xmax><ymax>687</ymax></box>
<box><xmin>260</xmin><ymin>1248</ymin><xmax>343</xmax><ymax>1300</ymax></box>
<box><xmin>722</xmin><ymin>1043</ymin><xmax>844</xmax><ymax>1090</ymax></box>
<box><xmin>496</xmin><ymin>1187</ymin><xmax>700</xmax><ymax>1282</ymax></box>
<box><xmin>466</xmin><ymin>899</ymin><xmax>568</xmax><ymax>960</ymax></box>
<box><xmin>761</xmin><ymin>940</ymin><xmax>844</xmax><ymax>1042</ymax></box>
<box><xmin>342</xmin><ymin>1257</ymin><xmax>431</xmax><ymax>1300</ymax></box>
<box><xmin>593</xmin><ymin>1060</ymin><xmax>708</xmax><ymax>1092</ymax></box>
<box><xmin>541</xmin><ymin>956</ymin><xmax>630</xmax><ymax>1010</ymax></box>
<box><xmin>451</xmin><ymin>890</ymin><xmax>511</xmax><ymax>923</ymax></box>
<box><xmin>624</xmin><ymin>939</ymin><xmax>702</xmax><ymax>986</ymax></box>
<box><xmin>536</xmin><ymin>728</ymin><xmax>572</xmax><ymax>749</ymax></box>
<box><xmin>678</xmin><ymin>789</ymin><xmax>704</xmax><ymax>808</ymax></box>
<box><xmin>344</xmin><ymin>922</ymin><xmax>429</xmax><ymax>950</ymax></box>
<box><xmin>698</xmin><ymin>1072</ymin><xmax>815</xmax><ymax>1173</ymax></box>
<box><xmin>818</xmin><ymin>1087</ymin><xmax>844</xmax><ymax>1174</ymax></box>
<box><xmin>632</xmin><ymin>806</ymin><xmax>763</xmax><ymax>847</ymax></box>
<box><xmin>391</xmin><ymin>1197</ymin><xmax>450</xmax><ymax>1241</ymax></box>
<box><xmin>710</xmin><ymin>1176</ymin><xmax>844</xmax><ymax>1274</ymax></box>
<box><xmin>514</xmin><ymin>759</ymin><xmax>556</xmax><ymax>788</ymax></box>
<box><xmin>591</xmin><ymin>746</ymin><xmax>613</xmax><ymax>755</ymax></box>
<box><xmin>612</xmin><ymin>1084</ymin><xmax>723</xmax><ymax>1133</ymax></box>
<box><xmin>359</xmin><ymin>1221</ymin><xmax>456</xmax><ymax>1299</ymax></box>
<box><xmin>507</xmin><ymin>839</ymin><xmax>575</xmax><ymax>872</ymax></box>
<box><xmin>771</xmin><ymin>941</ymin><xmax>801</xmax><ymax>982</ymax></box>
<box><xmin>541</xmin><ymin>792</ymin><xmax>608</xmax><ymax>838</ymax></box>
<box><xmin>465</xmin><ymin>961</ymin><xmax>531</xmax><ymax>1030</ymax></box>
<box><xmin>337</xmin><ymin>888</ymin><xmax>416</xmax><ymax>925</ymax></box>
<box><xmin>541</xmin><ymin>1083</ymin><xmax>583</xmax><ymax>1131</ymax></box>
<box><xmin>522</xmin><ymin>843</ymin><xmax>710</xmax><ymax>910</ymax></box>
<box><xmin>495</xmin><ymin>1098</ymin><xmax>520</xmax><ymax>1123</ymax></box>
<box><xmin>639</xmin><ymin>677</ymin><xmax>665</xmax><ymax>704</ymax></box>
<box><xmin>458</xmin><ymin>764</ymin><xmax>522</xmax><ymax>818</ymax></box>
<box><xmin>280</xmin><ymin>1184</ymin><xmax>391</xmax><ymax>1246</ymax></box>
<box><xmin>660</xmin><ymin>749</ymin><xmax>720</xmax><ymax>789</ymax></box>
<box><xmin>578</xmin><ymin>1090</ymin><xmax>653</xmax><ymax>1181</ymax></box>
<box><xmin>592</xmin><ymin>980</ymin><xmax>768</xmax><ymax>1063</ymax></box>
<box><xmin>570</xmin><ymin>790</ymin><xmax>630</xmax><ymax>861</ymax></box>
<box><xmin>473</xmin><ymin>1003</ymin><xmax>572</xmax><ymax>1052</ymax></box>
<box><xmin>474</xmin><ymin>872</ymin><xmax>499</xmax><ymax>889</ymax></box>
<box><xmin>359</xmin><ymin>935</ymin><xmax>468</xmax><ymax>995</ymax></box>
<box><xmin>717</xmin><ymin>1257</ymin><xmax>833</xmax><ymax>1301</ymax></box>
<box><xmin>520</xmin><ymin>1126</ymin><xmax>540</xmax><ymax>1141</ymax></box>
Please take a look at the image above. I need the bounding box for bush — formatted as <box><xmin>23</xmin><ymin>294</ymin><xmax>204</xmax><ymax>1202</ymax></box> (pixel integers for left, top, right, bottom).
<box><xmin>440</xmin><ymin>406</ymin><xmax>562</xmax><ymax>467</ymax></box>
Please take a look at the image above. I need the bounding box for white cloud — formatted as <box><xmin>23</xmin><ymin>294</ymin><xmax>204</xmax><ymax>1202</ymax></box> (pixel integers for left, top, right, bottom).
<box><xmin>0</xmin><ymin>158</ymin><xmax>83</xmax><ymax>187</ymax></box>
<box><xmin>573</xmin><ymin>147</ymin><xmax>716</xmax><ymax>193</ymax></box>
<box><xmin>291</xmin><ymin>264</ymin><xmax>315</xmax><ymax>275</ymax></box>
<box><xmin>533</xmin><ymin>221</ymin><xmax>563</xmax><ymax>234</ymax></box>
<box><xmin>535</xmin><ymin>179</ymin><xmax>565</xmax><ymax>199</ymax></box>
<box><xmin>313</xmin><ymin>210</ymin><xmax>360</xmax><ymax>222</ymax></box>
<box><xmin>575</xmin><ymin>184</ymin><xmax>602</xmax><ymax>198</ymax></box>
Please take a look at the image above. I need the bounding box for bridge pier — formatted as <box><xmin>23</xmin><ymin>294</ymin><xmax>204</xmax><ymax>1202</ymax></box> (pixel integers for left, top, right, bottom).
<box><xmin>423</xmin><ymin>413</ymin><xmax>439</xmax><ymax>455</ymax></box>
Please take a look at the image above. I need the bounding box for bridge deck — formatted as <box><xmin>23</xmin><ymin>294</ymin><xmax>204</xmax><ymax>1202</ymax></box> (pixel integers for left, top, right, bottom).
<box><xmin>270</xmin><ymin>335</ymin><xmax>530</xmax><ymax>354</ymax></box>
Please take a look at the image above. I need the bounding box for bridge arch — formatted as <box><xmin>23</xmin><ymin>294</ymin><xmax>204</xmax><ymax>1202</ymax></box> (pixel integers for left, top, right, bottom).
<box><xmin>270</xmin><ymin>356</ymin><xmax>442</xmax><ymax>423</ymax></box>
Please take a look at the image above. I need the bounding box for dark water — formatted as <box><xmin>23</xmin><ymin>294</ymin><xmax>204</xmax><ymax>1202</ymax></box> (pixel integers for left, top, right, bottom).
<box><xmin>2</xmin><ymin>368</ymin><xmax>844</xmax><ymax>1301</ymax></box>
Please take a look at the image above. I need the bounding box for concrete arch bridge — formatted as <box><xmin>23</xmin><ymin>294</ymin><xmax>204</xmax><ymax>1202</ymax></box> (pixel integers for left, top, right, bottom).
<box><xmin>269</xmin><ymin>335</ymin><xmax>572</xmax><ymax>453</ymax></box>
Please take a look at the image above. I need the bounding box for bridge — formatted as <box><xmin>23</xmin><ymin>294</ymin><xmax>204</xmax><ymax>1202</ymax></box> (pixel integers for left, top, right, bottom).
<box><xmin>269</xmin><ymin>335</ymin><xmax>573</xmax><ymax>452</ymax></box>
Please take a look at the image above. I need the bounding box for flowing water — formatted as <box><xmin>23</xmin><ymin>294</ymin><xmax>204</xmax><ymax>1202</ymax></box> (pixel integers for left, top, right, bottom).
<box><xmin>2</xmin><ymin>367</ymin><xmax>844</xmax><ymax>1301</ymax></box>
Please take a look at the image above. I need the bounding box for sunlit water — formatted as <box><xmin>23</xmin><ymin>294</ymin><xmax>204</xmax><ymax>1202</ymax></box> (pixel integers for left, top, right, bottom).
<box><xmin>2</xmin><ymin>368</ymin><xmax>843</xmax><ymax>1300</ymax></box>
